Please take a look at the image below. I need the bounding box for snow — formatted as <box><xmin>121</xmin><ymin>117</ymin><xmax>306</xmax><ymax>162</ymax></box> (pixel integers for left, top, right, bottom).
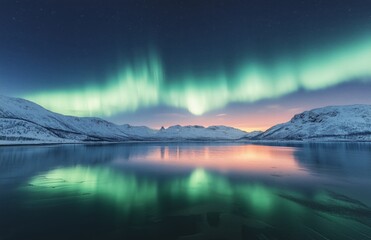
<box><xmin>153</xmin><ymin>125</ymin><xmax>248</xmax><ymax>140</ymax></box>
<box><xmin>120</xmin><ymin>124</ymin><xmax>157</xmax><ymax>139</ymax></box>
<box><xmin>256</xmin><ymin>105</ymin><xmax>371</xmax><ymax>141</ymax></box>
<box><xmin>0</xmin><ymin>95</ymin><xmax>130</xmax><ymax>141</ymax></box>
<box><xmin>2</xmin><ymin>95</ymin><xmax>369</xmax><ymax>144</ymax></box>
<box><xmin>239</xmin><ymin>130</ymin><xmax>263</xmax><ymax>140</ymax></box>
<box><xmin>0</xmin><ymin>95</ymin><xmax>251</xmax><ymax>144</ymax></box>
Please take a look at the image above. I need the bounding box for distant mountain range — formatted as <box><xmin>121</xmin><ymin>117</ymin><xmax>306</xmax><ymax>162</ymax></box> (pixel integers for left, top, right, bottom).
<box><xmin>0</xmin><ymin>95</ymin><xmax>370</xmax><ymax>144</ymax></box>
<box><xmin>0</xmin><ymin>95</ymin><xmax>260</xmax><ymax>144</ymax></box>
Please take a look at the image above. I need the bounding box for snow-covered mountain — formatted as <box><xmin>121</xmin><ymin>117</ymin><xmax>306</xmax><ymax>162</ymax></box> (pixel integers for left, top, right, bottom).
<box><xmin>0</xmin><ymin>95</ymin><xmax>250</xmax><ymax>144</ymax></box>
<box><xmin>120</xmin><ymin>124</ymin><xmax>157</xmax><ymax>139</ymax></box>
<box><xmin>2</xmin><ymin>96</ymin><xmax>369</xmax><ymax>144</ymax></box>
<box><xmin>238</xmin><ymin>130</ymin><xmax>263</xmax><ymax>140</ymax></box>
<box><xmin>255</xmin><ymin>105</ymin><xmax>371</xmax><ymax>141</ymax></box>
<box><xmin>154</xmin><ymin>125</ymin><xmax>248</xmax><ymax>140</ymax></box>
<box><xmin>0</xmin><ymin>95</ymin><xmax>131</xmax><ymax>143</ymax></box>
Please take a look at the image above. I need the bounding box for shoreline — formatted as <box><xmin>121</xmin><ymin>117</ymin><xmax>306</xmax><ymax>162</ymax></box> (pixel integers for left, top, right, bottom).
<box><xmin>1</xmin><ymin>139</ymin><xmax>371</xmax><ymax>147</ymax></box>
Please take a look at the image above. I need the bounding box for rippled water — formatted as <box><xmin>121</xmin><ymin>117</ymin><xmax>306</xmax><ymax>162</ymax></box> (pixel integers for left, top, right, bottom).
<box><xmin>0</xmin><ymin>143</ymin><xmax>371</xmax><ymax>239</ymax></box>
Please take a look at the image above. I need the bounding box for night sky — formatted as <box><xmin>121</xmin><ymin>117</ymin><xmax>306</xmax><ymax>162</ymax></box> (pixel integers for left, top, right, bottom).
<box><xmin>1</xmin><ymin>0</ymin><xmax>371</xmax><ymax>131</ymax></box>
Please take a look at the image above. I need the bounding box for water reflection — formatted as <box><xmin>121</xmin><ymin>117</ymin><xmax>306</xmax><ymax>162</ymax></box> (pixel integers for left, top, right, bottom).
<box><xmin>24</xmin><ymin>164</ymin><xmax>371</xmax><ymax>239</ymax></box>
<box><xmin>0</xmin><ymin>143</ymin><xmax>304</xmax><ymax>179</ymax></box>
<box><xmin>294</xmin><ymin>143</ymin><xmax>371</xmax><ymax>175</ymax></box>
<box><xmin>0</xmin><ymin>143</ymin><xmax>371</xmax><ymax>239</ymax></box>
<box><xmin>121</xmin><ymin>144</ymin><xmax>302</xmax><ymax>174</ymax></box>
<box><xmin>27</xmin><ymin>166</ymin><xmax>280</xmax><ymax>213</ymax></box>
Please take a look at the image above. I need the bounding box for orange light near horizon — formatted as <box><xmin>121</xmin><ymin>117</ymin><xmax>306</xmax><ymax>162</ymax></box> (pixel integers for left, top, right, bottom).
<box><xmin>114</xmin><ymin>144</ymin><xmax>305</xmax><ymax>176</ymax></box>
<box><xmin>238</xmin><ymin>126</ymin><xmax>270</xmax><ymax>132</ymax></box>
<box><xmin>149</xmin><ymin>110</ymin><xmax>293</xmax><ymax>133</ymax></box>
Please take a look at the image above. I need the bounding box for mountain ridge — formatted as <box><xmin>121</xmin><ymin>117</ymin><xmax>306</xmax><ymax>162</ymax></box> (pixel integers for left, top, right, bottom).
<box><xmin>1</xmin><ymin>95</ymin><xmax>370</xmax><ymax>144</ymax></box>
<box><xmin>253</xmin><ymin>104</ymin><xmax>371</xmax><ymax>141</ymax></box>
<box><xmin>0</xmin><ymin>95</ymin><xmax>252</xmax><ymax>144</ymax></box>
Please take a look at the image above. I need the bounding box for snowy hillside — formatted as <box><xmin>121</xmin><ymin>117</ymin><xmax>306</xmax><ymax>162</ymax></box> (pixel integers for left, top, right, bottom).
<box><xmin>238</xmin><ymin>130</ymin><xmax>263</xmax><ymax>140</ymax></box>
<box><xmin>0</xmin><ymin>95</ymin><xmax>131</xmax><ymax>143</ymax></box>
<box><xmin>154</xmin><ymin>125</ymin><xmax>248</xmax><ymax>140</ymax></box>
<box><xmin>256</xmin><ymin>105</ymin><xmax>371</xmax><ymax>141</ymax></box>
<box><xmin>0</xmin><ymin>96</ymin><xmax>250</xmax><ymax>144</ymax></box>
<box><xmin>120</xmin><ymin>124</ymin><xmax>157</xmax><ymax>139</ymax></box>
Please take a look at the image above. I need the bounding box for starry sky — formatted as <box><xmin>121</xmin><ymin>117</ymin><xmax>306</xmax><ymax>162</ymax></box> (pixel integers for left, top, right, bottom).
<box><xmin>1</xmin><ymin>0</ymin><xmax>371</xmax><ymax>131</ymax></box>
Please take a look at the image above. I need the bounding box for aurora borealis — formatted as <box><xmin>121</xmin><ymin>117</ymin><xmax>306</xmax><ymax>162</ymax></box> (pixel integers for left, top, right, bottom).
<box><xmin>25</xmin><ymin>34</ymin><xmax>371</xmax><ymax>116</ymax></box>
<box><xmin>1</xmin><ymin>0</ymin><xmax>371</xmax><ymax>130</ymax></box>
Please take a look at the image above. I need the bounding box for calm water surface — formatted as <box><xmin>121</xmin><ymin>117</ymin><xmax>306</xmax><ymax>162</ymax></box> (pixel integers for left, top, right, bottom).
<box><xmin>0</xmin><ymin>143</ymin><xmax>371</xmax><ymax>240</ymax></box>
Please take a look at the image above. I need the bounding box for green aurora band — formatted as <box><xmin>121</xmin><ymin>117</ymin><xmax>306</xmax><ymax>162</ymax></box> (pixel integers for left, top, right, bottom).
<box><xmin>25</xmin><ymin>34</ymin><xmax>371</xmax><ymax>116</ymax></box>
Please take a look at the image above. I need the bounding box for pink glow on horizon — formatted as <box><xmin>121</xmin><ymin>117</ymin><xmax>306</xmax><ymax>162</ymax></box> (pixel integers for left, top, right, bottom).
<box><xmin>114</xmin><ymin>144</ymin><xmax>305</xmax><ymax>175</ymax></box>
